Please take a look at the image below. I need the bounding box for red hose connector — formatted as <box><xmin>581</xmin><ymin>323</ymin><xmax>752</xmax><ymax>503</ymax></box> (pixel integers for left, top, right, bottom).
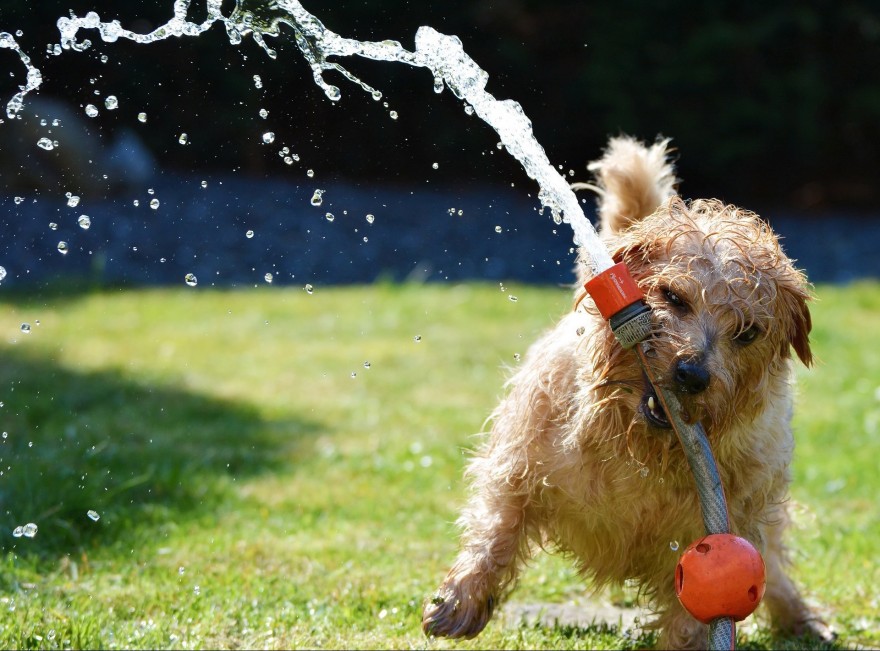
<box><xmin>584</xmin><ymin>262</ymin><xmax>652</xmax><ymax>348</ymax></box>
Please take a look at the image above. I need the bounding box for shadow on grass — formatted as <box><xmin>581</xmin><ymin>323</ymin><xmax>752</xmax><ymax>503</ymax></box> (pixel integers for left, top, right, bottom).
<box><xmin>0</xmin><ymin>346</ymin><xmax>322</xmax><ymax>558</ymax></box>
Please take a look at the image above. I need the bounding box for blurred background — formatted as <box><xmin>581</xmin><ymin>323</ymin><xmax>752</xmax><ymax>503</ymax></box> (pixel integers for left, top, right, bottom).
<box><xmin>1</xmin><ymin>0</ymin><xmax>879</xmax><ymax>287</ymax></box>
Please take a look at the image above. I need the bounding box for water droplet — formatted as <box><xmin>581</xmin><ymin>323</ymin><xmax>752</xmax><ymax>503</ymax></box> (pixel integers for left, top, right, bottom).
<box><xmin>150</xmin><ymin>198</ymin><xmax>160</xmax><ymax>210</ymax></box>
<box><xmin>147</xmin><ymin>188</ymin><xmax>155</xmax><ymax>195</ymax></box>
<box><xmin>253</xmin><ymin>74</ymin><xmax>262</xmax><ymax>89</ymax></box>
<box><xmin>365</xmin><ymin>214</ymin><xmax>375</xmax><ymax>224</ymax></box>
<box><xmin>178</xmin><ymin>133</ymin><xmax>188</xmax><ymax>145</ymax></box>
<box><xmin>262</xmin><ymin>131</ymin><xmax>275</xmax><ymax>144</ymax></box>
<box><xmin>413</xmin><ymin>335</ymin><xmax>422</xmax><ymax>343</ymax></box>
<box><xmin>350</xmin><ymin>372</ymin><xmax>357</xmax><ymax>379</ymax></box>
<box><xmin>324</xmin><ymin>212</ymin><xmax>335</xmax><ymax>222</ymax></box>
<box><xmin>67</xmin><ymin>194</ymin><xmax>80</xmax><ymax>207</ymax></box>
<box><xmin>77</xmin><ymin>215</ymin><xmax>91</xmax><ymax>229</ymax></box>
<box><xmin>363</xmin><ymin>361</ymin><xmax>371</xmax><ymax>369</ymax></box>
<box><xmin>57</xmin><ymin>241</ymin><xmax>69</xmax><ymax>255</ymax></box>
<box><xmin>264</xmin><ymin>273</ymin><xmax>273</xmax><ymax>284</ymax></box>
<box><xmin>378</xmin><ymin>608</ymin><xmax>388</xmax><ymax>619</ymax></box>
<box><xmin>495</xmin><ymin>225</ymin><xmax>502</xmax><ymax>233</ymax></box>
<box><xmin>84</xmin><ymin>104</ymin><xmax>99</xmax><ymax>118</ymax></box>
<box><xmin>104</xmin><ymin>95</ymin><xmax>118</xmax><ymax>110</ymax></box>
<box><xmin>389</xmin><ymin>110</ymin><xmax>398</xmax><ymax>120</ymax></box>
<box><xmin>433</xmin><ymin>76</ymin><xmax>444</xmax><ymax>93</ymax></box>
<box><xmin>184</xmin><ymin>273</ymin><xmax>197</xmax><ymax>287</ymax></box>
<box><xmin>49</xmin><ymin>222</ymin><xmax>58</xmax><ymax>230</ymax></box>
<box><xmin>137</xmin><ymin>112</ymin><xmax>147</xmax><ymax>123</ymax></box>
<box><xmin>464</xmin><ymin>104</ymin><xmax>474</xmax><ymax>116</ymax></box>
<box><xmin>132</xmin><ymin>199</ymin><xmax>140</xmax><ymax>207</ymax></box>
<box><xmin>0</xmin><ymin>267</ymin><xmax>6</xmax><ymax>282</ymax></box>
<box><xmin>670</xmin><ymin>540</ymin><xmax>680</xmax><ymax>552</ymax></box>
<box><xmin>306</xmin><ymin>169</ymin><xmax>315</xmax><ymax>178</ymax></box>
<box><xmin>22</xmin><ymin>523</ymin><xmax>37</xmax><ymax>538</ymax></box>
<box><xmin>432</xmin><ymin>162</ymin><xmax>439</xmax><ymax>170</ymax></box>
<box><xmin>514</xmin><ymin>353</ymin><xmax>521</xmax><ymax>361</ymax></box>
<box><xmin>246</xmin><ymin>230</ymin><xmax>254</xmax><ymax>239</ymax></box>
<box><xmin>13</xmin><ymin>196</ymin><xmax>24</xmax><ymax>205</ymax></box>
<box><xmin>46</xmin><ymin>630</ymin><xmax>56</xmax><ymax>641</ymax></box>
<box><xmin>178</xmin><ymin>566</ymin><xmax>185</xmax><ymax>575</ymax></box>
<box><xmin>310</xmin><ymin>189</ymin><xmax>324</xmax><ymax>206</ymax></box>
<box><xmin>371</xmin><ymin>89</ymin><xmax>382</xmax><ymax>101</ymax></box>
<box><xmin>639</xmin><ymin>466</ymin><xmax>649</xmax><ymax>478</ymax></box>
<box><xmin>20</xmin><ymin>323</ymin><xmax>31</xmax><ymax>334</ymax></box>
<box><xmin>37</xmin><ymin>137</ymin><xmax>55</xmax><ymax>150</ymax></box>
<box><xmin>193</xmin><ymin>585</ymin><xmax>200</xmax><ymax>595</ymax></box>
<box><xmin>87</xmin><ymin>510</ymin><xmax>100</xmax><ymax>521</ymax></box>
<box><xmin>304</xmin><ymin>284</ymin><xmax>314</xmax><ymax>294</ymax></box>
<box><xmin>12</xmin><ymin>526</ymin><xmax>24</xmax><ymax>538</ymax></box>
<box><xmin>508</xmin><ymin>295</ymin><xmax>518</xmax><ymax>302</ymax></box>
<box><xmin>576</xmin><ymin>326</ymin><xmax>586</xmax><ymax>336</ymax></box>
<box><xmin>259</xmin><ymin>108</ymin><xmax>268</xmax><ymax>119</ymax></box>
<box><xmin>283</xmin><ymin>156</ymin><xmax>294</xmax><ymax>165</ymax></box>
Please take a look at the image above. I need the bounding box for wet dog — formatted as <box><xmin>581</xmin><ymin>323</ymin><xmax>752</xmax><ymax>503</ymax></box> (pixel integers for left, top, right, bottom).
<box><xmin>422</xmin><ymin>137</ymin><xmax>827</xmax><ymax>648</ymax></box>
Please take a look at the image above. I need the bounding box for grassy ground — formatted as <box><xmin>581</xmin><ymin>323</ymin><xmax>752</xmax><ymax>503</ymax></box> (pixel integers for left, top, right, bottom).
<box><xmin>0</xmin><ymin>281</ymin><xmax>877</xmax><ymax>650</ymax></box>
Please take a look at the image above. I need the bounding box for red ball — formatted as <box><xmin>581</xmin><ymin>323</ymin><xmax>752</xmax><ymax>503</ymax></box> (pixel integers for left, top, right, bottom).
<box><xmin>675</xmin><ymin>533</ymin><xmax>766</xmax><ymax>624</ymax></box>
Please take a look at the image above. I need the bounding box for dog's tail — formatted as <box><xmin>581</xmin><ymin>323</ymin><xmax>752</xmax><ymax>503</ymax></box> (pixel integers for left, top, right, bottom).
<box><xmin>572</xmin><ymin>136</ymin><xmax>677</xmax><ymax>235</ymax></box>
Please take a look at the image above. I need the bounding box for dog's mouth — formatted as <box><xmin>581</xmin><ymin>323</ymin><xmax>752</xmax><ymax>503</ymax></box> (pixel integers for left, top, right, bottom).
<box><xmin>640</xmin><ymin>378</ymin><xmax>671</xmax><ymax>429</ymax></box>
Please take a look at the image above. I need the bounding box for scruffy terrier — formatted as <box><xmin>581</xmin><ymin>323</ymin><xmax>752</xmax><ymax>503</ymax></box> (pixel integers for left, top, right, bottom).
<box><xmin>422</xmin><ymin>137</ymin><xmax>828</xmax><ymax>648</ymax></box>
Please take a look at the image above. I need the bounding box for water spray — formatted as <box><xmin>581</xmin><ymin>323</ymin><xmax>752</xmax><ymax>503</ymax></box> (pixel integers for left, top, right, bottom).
<box><xmin>3</xmin><ymin>2</ymin><xmax>766</xmax><ymax>646</ymax></box>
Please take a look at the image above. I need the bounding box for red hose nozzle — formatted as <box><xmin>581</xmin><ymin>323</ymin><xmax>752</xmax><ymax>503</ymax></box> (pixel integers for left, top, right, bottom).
<box><xmin>584</xmin><ymin>262</ymin><xmax>652</xmax><ymax>348</ymax></box>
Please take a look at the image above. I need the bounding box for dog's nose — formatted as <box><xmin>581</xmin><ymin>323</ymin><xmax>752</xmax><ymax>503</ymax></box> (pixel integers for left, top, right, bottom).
<box><xmin>673</xmin><ymin>360</ymin><xmax>710</xmax><ymax>394</ymax></box>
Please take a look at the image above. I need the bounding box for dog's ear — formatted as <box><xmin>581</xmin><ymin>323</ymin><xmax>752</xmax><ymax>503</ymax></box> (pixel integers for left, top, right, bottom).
<box><xmin>779</xmin><ymin>274</ymin><xmax>813</xmax><ymax>367</ymax></box>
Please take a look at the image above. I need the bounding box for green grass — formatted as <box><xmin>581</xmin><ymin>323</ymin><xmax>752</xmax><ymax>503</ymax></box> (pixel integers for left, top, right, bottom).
<box><xmin>0</xmin><ymin>280</ymin><xmax>877</xmax><ymax>650</ymax></box>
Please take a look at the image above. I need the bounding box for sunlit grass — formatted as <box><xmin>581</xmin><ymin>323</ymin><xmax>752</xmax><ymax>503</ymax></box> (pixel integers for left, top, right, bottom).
<box><xmin>0</xmin><ymin>281</ymin><xmax>877</xmax><ymax>649</ymax></box>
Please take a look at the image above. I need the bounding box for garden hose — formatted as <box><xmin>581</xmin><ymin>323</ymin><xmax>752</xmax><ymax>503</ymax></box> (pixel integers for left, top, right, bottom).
<box><xmin>585</xmin><ymin>262</ymin><xmax>740</xmax><ymax>651</ymax></box>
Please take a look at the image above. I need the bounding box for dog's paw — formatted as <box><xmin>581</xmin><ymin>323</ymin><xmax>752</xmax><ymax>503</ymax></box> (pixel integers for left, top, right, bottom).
<box><xmin>421</xmin><ymin>584</ymin><xmax>495</xmax><ymax>639</ymax></box>
<box><xmin>788</xmin><ymin>615</ymin><xmax>836</xmax><ymax>644</ymax></box>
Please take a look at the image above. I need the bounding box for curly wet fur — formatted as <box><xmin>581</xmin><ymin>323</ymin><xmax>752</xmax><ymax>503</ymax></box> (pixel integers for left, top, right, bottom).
<box><xmin>422</xmin><ymin>136</ymin><xmax>829</xmax><ymax>649</ymax></box>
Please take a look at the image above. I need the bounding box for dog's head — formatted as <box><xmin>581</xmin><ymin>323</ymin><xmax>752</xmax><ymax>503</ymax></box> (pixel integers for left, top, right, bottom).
<box><xmin>595</xmin><ymin>197</ymin><xmax>812</xmax><ymax>438</ymax></box>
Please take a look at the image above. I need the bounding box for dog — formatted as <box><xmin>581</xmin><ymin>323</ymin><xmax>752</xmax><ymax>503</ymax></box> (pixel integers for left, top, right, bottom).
<box><xmin>422</xmin><ymin>136</ymin><xmax>829</xmax><ymax>649</ymax></box>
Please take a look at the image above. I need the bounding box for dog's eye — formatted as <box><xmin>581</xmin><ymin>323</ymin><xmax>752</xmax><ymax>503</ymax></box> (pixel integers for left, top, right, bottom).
<box><xmin>663</xmin><ymin>288</ymin><xmax>686</xmax><ymax>308</ymax></box>
<box><xmin>735</xmin><ymin>325</ymin><xmax>760</xmax><ymax>345</ymax></box>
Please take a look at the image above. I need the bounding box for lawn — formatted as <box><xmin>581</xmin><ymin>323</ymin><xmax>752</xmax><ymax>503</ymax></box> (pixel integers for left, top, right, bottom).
<box><xmin>0</xmin><ymin>281</ymin><xmax>877</xmax><ymax>650</ymax></box>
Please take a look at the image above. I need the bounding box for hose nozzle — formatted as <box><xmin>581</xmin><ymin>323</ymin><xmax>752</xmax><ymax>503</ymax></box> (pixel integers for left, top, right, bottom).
<box><xmin>584</xmin><ymin>262</ymin><xmax>652</xmax><ymax>348</ymax></box>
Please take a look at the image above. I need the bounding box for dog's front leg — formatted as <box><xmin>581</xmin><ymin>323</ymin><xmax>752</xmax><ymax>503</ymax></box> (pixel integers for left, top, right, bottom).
<box><xmin>421</xmin><ymin>475</ymin><xmax>531</xmax><ymax>638</ymax></box>
<box><xmin>761</xmin><ymin>510</ymin><xmax>833</xmax><ymax>642</ymax></box>
<box><xmin>422</xmin><ymin>328</ymin><xmax>573</xmax><ymax>639</ymax></box>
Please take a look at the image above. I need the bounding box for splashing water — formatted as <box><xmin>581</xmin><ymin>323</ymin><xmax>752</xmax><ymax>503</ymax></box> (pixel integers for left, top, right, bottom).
<box><xmin>42</xmin><ymin>0</ymin><xmax>614</xmax><ymax>275</ymax></box>
<box><xmin>0</xmin><ymin>31</ymin><xmax>43</xmax><ymax>119</ymax></box>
